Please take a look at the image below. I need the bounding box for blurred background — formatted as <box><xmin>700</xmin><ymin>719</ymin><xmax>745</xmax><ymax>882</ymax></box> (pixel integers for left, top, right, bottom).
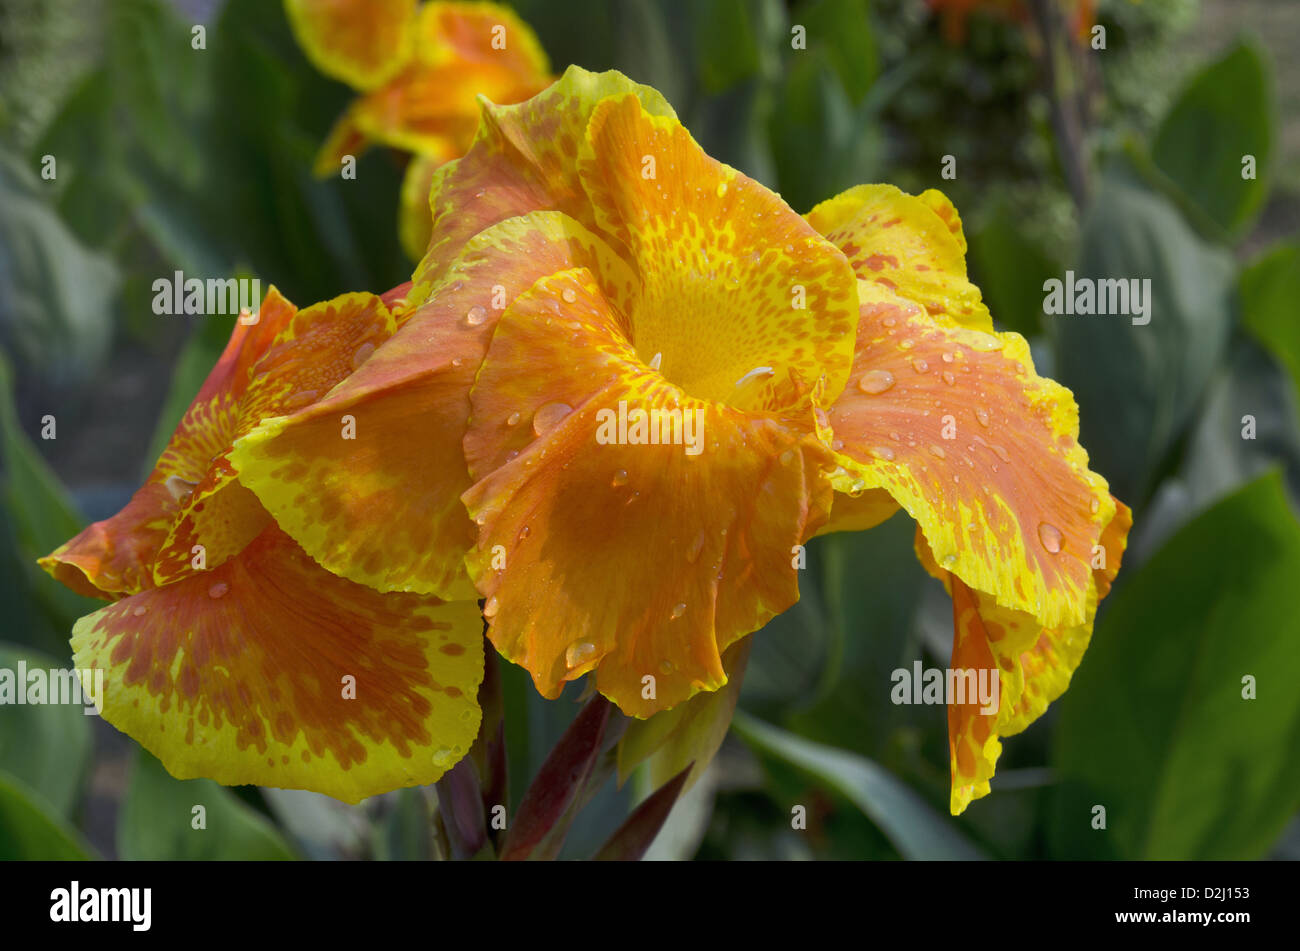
<box><xmin>0</xmin><ymin>0</ymin><xmax>1297</xmax><ymax>860</ymax></box>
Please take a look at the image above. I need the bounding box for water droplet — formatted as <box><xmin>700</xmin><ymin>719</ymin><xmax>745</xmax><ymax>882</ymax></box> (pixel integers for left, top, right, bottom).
<box><xmin>649</xmin><ymin>351</ymin><xmax>663</xmax><ymax>371</ymax></box>
<box><xmin>565</xmin><ymin>640</ymin><xmax>596</xmax><ymax>668</ymax></box>
<box><xmin>942</xmin><ymin>554</ymin><xmax>957</xmax><ymax>567</ymax></box>
<box><xmin>858</xmin><ymin>369</ymin><xmax>895</xmax><ymax>394</ymax></box>
<box><xmin>975</xmin><ymin>408</ymin><xmax>991</xmax><ymax>427</ymax></box>
<box><xmin>208</xmin><ymin>582</ymin><xmax>229</xmax><ymax>599</ymax></box>
<box><xmin>561</xmin><ymin>287</ymin><xmax>578</xmax><ymax>304</ymax></box>
<box><xmin>465</xmin><ymin>305</ymin><xmax>487</xmax><ymax>327</ymax></box>
<box><xmin>532</xmin><ymin>401</ymin><xmax>572</xmax><ymax>435</ymax></box>
<box><xmin>506</xmin><ymin>411</ymin><xmax>521</xmax><ymax>426</ymax></box>
<box><xmin>483</xmin><ymin>595</ymin><xmax>500</xmax><ymax>618</ymax></box>
<box><xmin>432</xmin><ymin>747</ymin><xmax>455</xmax><ymax>767</ymax></box>
<box><xmin>872</xmin><ymin>446</ymin><xmax>896</xmax><ymax>461</ymax></box>
<box><xmin>899</xmin><ymin>339</ymin><xmax>915</xmax><ymax>351</ymax></box>
<box><xmin>881</xmin><ymin>315</ymin><xmax>897</xmax><ymax>328</ymax></box>
<box><xmin>517</xmin><ymin>525</ymin><xmax>531</xmax><ymax>541</ymax></box>
<box><xmin>660</xmin><ymin>660</ymin><xmax>675</xmax><ymax>675</ymax></box>
<box><xmin>991</xmin><ymin>444</ymin><xmax>1012</xmax><ymax>463</ymax></box>
<box><xmin>941</xmin><ymin>371</ymin><xmax>956</xmax><ymax>386</ymax></box>
<box><xmin>132</xmin><ymin>605</ymin><xmax>148</xmax><ymax>617</ymax></box>
<box><xmin>941</xmin><ymin>351</ymin><xmax>955</xmax><ymax>363</ymax></box>
<box><xmin>967</xmin><ymin>332</ymin><xmax>1002</xmax><ymax>352</ymax></box>
<box><xmin>1038</xmin><ymin>522</ymin><xmax>1063</xmax><ymax>554</ymax></box>
<box><xmin>929</xmin><ymin>445</ymin><xmax>946</xmax><ymax>459</ymax></box>
<box><xmin>164</xmin><ymin>475</ymin><xmax>198</xmax><ymax>500</ymax></box>
<box><xmin>451</xmin><ymin>357</ymin><xmax>463</xmax><ymax>368</ymax></box>
<box><xmin>912</xmin><ymin>357</ymin><xmax>929</xmax><ymax>374</ymax></box>
<box><xmin>686</xmin><ymin>531</ymin><xmax>705</xmax><ymax>563</ymax></box>
<box><xmin>1090</xmin><ymin>497</ymin><xmax>1100</xmax><ymax>514</ymax></box>
<box><xmin>352</xmin><ymin>341</ymin><xmax>375</xmax><ymax>370</ymax></box>
<box><xmin>670</xmin><ymin>602</ymin><xmax>686</xmax><ymax>620</ymax></box>
<box><xmin>611</xmin><ymin>468</ymin><xmax>628</xmax><ymax>486</ymax></box>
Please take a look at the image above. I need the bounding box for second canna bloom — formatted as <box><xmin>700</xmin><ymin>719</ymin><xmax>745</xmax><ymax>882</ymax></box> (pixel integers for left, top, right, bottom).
<box><xmin>221</xmin><ymin>66</ymin><xmax>1131</xmax><ymax>814</ymax></box>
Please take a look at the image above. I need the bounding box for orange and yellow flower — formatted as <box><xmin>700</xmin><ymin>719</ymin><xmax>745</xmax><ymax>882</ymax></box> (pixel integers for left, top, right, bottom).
<box><xmin>40</xmin><ymin>286</ymin><xmax>484</xmax><ymax>803</ymax></box>
<box><xmin>285</xmin><ymin>0</ymin><xmax>552</xmax><ymax>258</ymax></box>
<box><xmin>224</xmin><ymin>66</ymin><xmax>1130</xmax><ymax>813</ymax></box>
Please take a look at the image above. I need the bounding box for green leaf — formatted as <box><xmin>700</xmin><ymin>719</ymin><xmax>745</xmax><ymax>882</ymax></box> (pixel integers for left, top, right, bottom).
<box><xmin>968</xmin><ymin>198</ymin><xmax>1060</xmax><ymax>337</ymax></box>
<box><xmin>0</xmin><ymin>644</ymin><xmax>93</xmax><ymax>816</ymax></box>
<box><xmin>733</xmin><ymin>713</ymin><xmax>987</xmax><ymax>860</ymax></box>
<box><xmin>1050</xmin><ymin>472</ymin><xmax>1300</xmax><ymax>859</ymax></box>
<box><xmin>1241</xmin><ymin>241</ymin><xmax>1300</xmax><ymax>405</ymax></box>
<box><xmin>0</xmin><ymin>147</ymin><xmax>118</xmax><ymax>382</ymax></box>
<box><xmin>795</xmin><ymin>0</ymin><xmax>877</xmax><ymax>104</ymax></box>
<box><xmin>692</xmin><ymin>0</ymin><xmax>762</xmax><ymax>95</ymax></box>
<box><xmin>1055</xmin><ymin>169</ymin><xmax>1235</xmax><ymax>506</ymax></box>
<box><xmin>0</xmin><ymin>770</ymin><xmax>93</xmax><ymax>860</ymax></box>
<box><xmin>117</xmin><ymin>749</ymin><xmax>297</xmax><ymax>860</ymax></box>
<box><xmin>1152</xmin><ymin>42</ymin><xmax>1273</xmax><ymax>237</ymax></box>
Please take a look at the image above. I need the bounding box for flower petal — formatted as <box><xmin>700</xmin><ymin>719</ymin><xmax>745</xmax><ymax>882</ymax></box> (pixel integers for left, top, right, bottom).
<box><xmin>577</xmin><ymin>93</ymin><xmax>860</xmax><ymax>406</ymax></box>
<box><xmin>411</xmin><ymin>65</ymin><xmax>676</xmax><ymax>296</ymax></box>
<box><xmin>917</xmin><ymin>498</ymin><xmax>1132</xmax><ymax>814</ymax></box>
<box><xmin>806</xmin><ymin>184</ymin><xmax>992</xmax><ymax>331</ymax></box>
<box><xmin>230</xmin><ymin>212</ymin><xmax>633</xmax><ymax>599</ymax></box>
<box><xmin>285</xmin><ymin>0</ymin><xmax>417</xmax><ymax>91</ymax></box>
<box><xmin>461</xmin><ymin>267</ymin><xmax>832</xmax><ymax>717</ymax></box>
<box><xmin>826</xmin><ymin>280</ymin><xmax>1115</xmax><ymax>630</ymax></box>
<box><xmin>399</xmin><ymin>150</ymin><xmax>454</xmax><ymax>261</ymax></box>
<box><xmin>71</xmin><ymin>525</ymin><xmax>483</xmax><ymax>803</ymax></box>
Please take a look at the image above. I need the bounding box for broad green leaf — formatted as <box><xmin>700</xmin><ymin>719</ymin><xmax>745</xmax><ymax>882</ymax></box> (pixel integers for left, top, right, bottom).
<box><xmin>1241</xmin><ymin>241</ymin><xmax>1300</xmax><ymax>405</ymax></box>
<box><xmin>968</xmin><ymin>198</ymin><xmax>1060</xmax><ymax>337</ymax></box>
<box><xmin>0</xmin><ymin>644</ymin><xmax>93</xmax><ymax>816</ymax></box>
<box><xmin>1055</xmin><ymin>169</ymin><xmax>1235</xmax><ymax>506</ymax></box>
<box><xmin>733</xmin><ymin>713</ymin><xmax>987</xmax><ymax>860</ymax></box>
<box><xmin>373</xmin><ymin>787</ymin><xmax>434</xmax><ymax>861</ymax></box>
<box><xmin>0</xmin><ymin>148</ymin><xmax>118</xmax><ymax>382</ymax></box>
<box><xmin>117</xmin><ymin>749</ymin><xmax>296</xmax><ymax>860</ymax></box>
<box><xmin>1152</xmin><ymin>42</ymin><xmax>1273</xmax><ymax>238</ymax></box>
<box><xmin>795</xmin><ymin>0</ymin><xmax>877</xmax><ymax>104</ymax></box>
<box><xmin>0</xmin><ymin>770</ymin><xmax>93</xmax><ymax>860</ymax></box>
<box><xmin>1051</xmin><ymin>472</ymin><xmax>1300</xmax><ymax>860</ymax></box>
<box><xmin>692</xmin><ymin>0</ymin><xmax>763</xmax><ymax>95</ymax></box>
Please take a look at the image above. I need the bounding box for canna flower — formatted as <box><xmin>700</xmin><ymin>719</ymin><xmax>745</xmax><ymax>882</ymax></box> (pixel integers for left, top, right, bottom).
<box><xmin>40</xmin><ymin>286</ymin><xmax>484</xmax><ymax>803</ymax></box>
<box><xmin>285</xmin><ymin>0</ymin><xmax>552</xmax><ymax>258</ymax></box>
<box><xmin>228</xmin><ymin>66</ymin><xmax>1130</xmax><ymax>813</ymax></box>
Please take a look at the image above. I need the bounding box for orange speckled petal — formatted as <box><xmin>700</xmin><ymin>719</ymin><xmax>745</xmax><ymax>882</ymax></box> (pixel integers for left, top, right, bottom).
<box><xmin>413</xmin><ymin>1</ymin><xmax>549</xmax><ymax>78</ymax></box>
<box><xmin>411</xmin><ymin>65</ymin><xmax>676</xmax><ymax>297</ymax></box>
<box><xmin>826</xmin><ymin>281</ymin><xmax>1115</xmax><ymax>631</ymax></box>
<box><xmin>462</xmin><ymin>268</ymin><xmax>832</xmax><ymax>717</ymax></box>
<box><xmin>231</xmin><ymin>212</ymin><xmax>633</xmax><ymax>600</ymax></box>
<box><xmin>285</xmin><ymin>0</ymin><xmax>417</xmax><ymax>91</ymax></box>
<box><xmin>71</xmin><ymin>525</ymin><xmax>483</xmax><ymax>803</ymax></box>
<box><xmin>918</xmin><ymin>498</ymin><xmax>1132</xmax><ymax>814</ymax></box>
<box><xmin>806</xmin><ymin>184</ymin><xmax>992</xmax><ymax>331</ymax></box>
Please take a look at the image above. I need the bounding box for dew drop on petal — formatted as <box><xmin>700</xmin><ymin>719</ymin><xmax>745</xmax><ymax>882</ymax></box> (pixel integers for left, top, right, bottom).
<box><xmin>858</xmin><ymin>369</ymin><xmax>895</xmax><ymax>394</ymax></box>
<box><xmin>483</xmin><ymin>595</ymin><xmax>500</xmax><ymax>618</ymax></box>
<box><xmin>532</xmin><ymin>401</ymin><xmax>572</xmax><ymax>435</ymax></box>
<box><xmin>942</xmin><ymin>371</ymin><xmax>956</xmax><ymax>386</ymax></box>
<box><xmin>1038</xmin><ymin>522</ymin><xmax>1063</xmax><ymax>554</ymax></box>
<box><xmin>132</xmin><ymin>605</ymin><xmax>148</xmax><ymax>617</ymax></box>
<box><xmin>911</xmin><ymin>358</ymin><xmax>929</xmax><ymax>374</ymax></box>
<box><xmin>872</xmin><ymin>445</ymin><xmax>896</xmax><ymax>461</ymax></box>
<box><xmin>561</xmin><ymin>287</ymin><xmax>578</xmax><ymax>304</ymax></box>
<box><xmin>465</xmin><ymin>305</ymin><xmax>487</xmax><ymax>326</ymax></box>
<box><xmin>975</xmin><ymin>408</ymin><xmax>991</xmax><ymax>428</ymax></box>
<box><xmin>1090</xmin><ymin>497</ymin><xmax>1100</xmax><ymax>514</ymax></box>
<box><xmin>715</xmin><ymin>182</ymin><xmax>728</xmax><ymax>198</ymax></box>
<box><xmin>670</xmin><ymin>602</ymin><xmax>686</xmax><ymax>620</ymax></box>
<box><xmin>432</xmin><ymin>747</ymin><xmax>455</xmax><ymax>767</ymax></box>
<box><xmin>649</xmin><ymin>351</ymin><xmax>663</xmax><ymax>371</ymax></box>
<box><xmin>164</xmin><ymin>475</ymin><xmax>198</xmax><ymax>500</ymax></box>
<box><xmin>660</xmin><ymin>660</ymin><xmax>675</xmax><ymax>675</ymax></box>
<box><xmin>506</xmin><ymin>411</ymin><xmax>521</xmax><ymax>427</ymax></box>
<box><xmin>611</xmin><ymin>468</ymin><xmax>629</xmax><ymax>486</ymax></box>
<box><xmin>565</xmin><ymin>640</ymin><xmax>596</xmax><ymax>668</ymax></box>
<box><xmin>208</xmin><ymin>582</ymin><xmax>229</xmax><ymax>599</ymax></box>
<box><xmin>929</xmin><ymin>445</ymin><xmax>946</xmax><ymax>459</ymax></box>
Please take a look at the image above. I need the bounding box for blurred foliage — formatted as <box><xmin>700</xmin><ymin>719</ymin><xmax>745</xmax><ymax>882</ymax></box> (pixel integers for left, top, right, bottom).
<box><xmin>0</xmin><ymin>0</ymin><xmax>1297</xmax><ymax>861</ymax></box>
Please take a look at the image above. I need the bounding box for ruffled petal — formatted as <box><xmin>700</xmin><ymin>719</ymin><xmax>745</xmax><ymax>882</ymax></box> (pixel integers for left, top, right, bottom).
<box><xmin>461</xmin><ymin>268</ymin><xmax>832</xmax><ymax>716</ymax></box>
<box><xmin>578</xmin><ymin>93</ymin><xmax>859</xmax><ymax>406</ymax></box>
<box><xmin>231</xmin><ymin>212</ymin><xmax>633</xmax><ymax>599</ymax></box>
<box><xmin>71</xmin><ymin>525</ymin><xmax>483</xmax><ymax>803</ymax></box>
<box><xmin>917</xmin><ymin>498</ymin><xmax>1132</xmax><ymax>813</ymax></box>
<box><xmin>825</xmin><ymin>280</ymin><xmax>1114</xmax><ymax>630</ymax></box>
<box><xmin>806</xmin><ymin>184</ymin><xmax>992</xmax><ymax>331</ymax></box>
<box><xmin>411</xmin><ymin>65</ymin><xmax>676</xmax><ymax>295</ymax></box>
<box><xmin>285</xmin><ymin>0</ymin><xmax>417</xmax><ymax>91</ymax></box>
